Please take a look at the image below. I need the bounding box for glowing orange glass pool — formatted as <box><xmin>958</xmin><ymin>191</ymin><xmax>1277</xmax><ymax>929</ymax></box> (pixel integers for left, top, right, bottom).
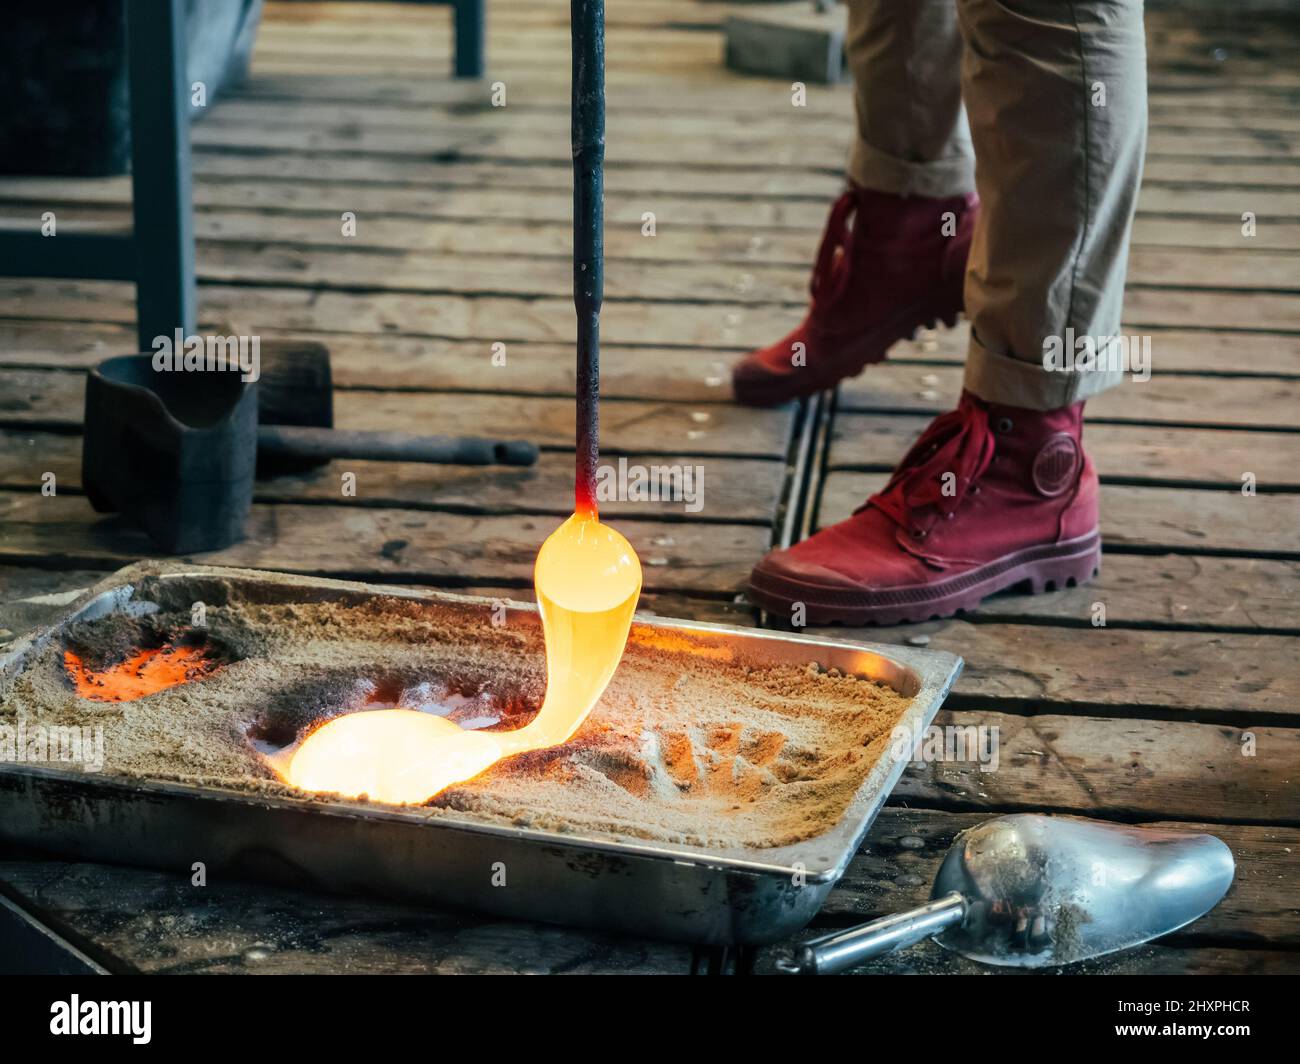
<box><xmin>284</xmin><ymin>511</ymin><xmax>642</xmax><ymax>804</ymax></box>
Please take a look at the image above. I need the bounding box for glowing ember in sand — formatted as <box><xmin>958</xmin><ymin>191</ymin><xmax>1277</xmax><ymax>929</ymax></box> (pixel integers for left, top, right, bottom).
<box><xmin>65</xmin><ymin>643</ymin><xmax>221</xmax><ymax>703</ymax></box>
<box><xmin>285</xmin><ymin>512</ymin><xmax>642</xmax><ymax>804</ymax></box>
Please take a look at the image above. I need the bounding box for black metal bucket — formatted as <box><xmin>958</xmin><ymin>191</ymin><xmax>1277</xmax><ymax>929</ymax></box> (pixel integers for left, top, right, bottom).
<box><xmin>81</xmin><ymin>354</ymin><xmax>258</xmax><ymax>553</ymax></box>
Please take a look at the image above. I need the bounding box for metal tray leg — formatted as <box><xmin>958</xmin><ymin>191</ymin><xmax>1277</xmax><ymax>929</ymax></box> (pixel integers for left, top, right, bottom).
<box><xmin>452</xmin><ymin>0</ymin><xmax>486</xmax><ymax>78</ymax></box>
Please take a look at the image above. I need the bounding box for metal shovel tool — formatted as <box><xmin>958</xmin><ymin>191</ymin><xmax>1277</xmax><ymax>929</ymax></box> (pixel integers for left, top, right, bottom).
<box><xmin>779</xmin><ymin>814</ymin><xmax>1235</xmax><ymax>974</ymax></box>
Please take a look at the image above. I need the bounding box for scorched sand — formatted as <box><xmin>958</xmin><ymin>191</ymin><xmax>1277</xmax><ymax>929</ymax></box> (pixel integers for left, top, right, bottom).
<box><xmin>2</xmin><ymin>576</ymin><xmax>916</xmax><ymax>852</ymax></box>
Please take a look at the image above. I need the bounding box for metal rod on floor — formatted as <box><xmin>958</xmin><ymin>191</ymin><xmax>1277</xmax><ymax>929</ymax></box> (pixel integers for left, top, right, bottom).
<box><xmin>571</xmin><ymin>0</ymin><xmax>605</xmax><ymax>518</ymax></box>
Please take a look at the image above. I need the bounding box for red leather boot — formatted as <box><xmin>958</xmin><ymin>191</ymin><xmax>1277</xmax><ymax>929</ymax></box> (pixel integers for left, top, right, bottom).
<box><xmin>749</xmin><ymin>392</ymin><xmax>1100</xmax><ymax>624</ymax></box>
<box><xmin>732</xmin><ymin>185</ymin><xmax>978</xmax><ymax>407</ymax></box>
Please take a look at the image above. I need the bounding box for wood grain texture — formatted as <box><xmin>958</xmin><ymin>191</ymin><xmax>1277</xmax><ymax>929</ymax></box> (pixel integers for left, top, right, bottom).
<box><xmin>893</xmin><ymin>712</ymin><xmax>1300</xmax><ymax>825</ymax></box>
<box><xmin>824</xmin><ymin>617</ymin><xmax>1300</xmax><ymax>720</ymax></box>
<box><xmin>0</xmin><ymin>366</ymin><xmax>796</xmax><ymax>459</ymax></box>
<box><xmin>6</xmin><ymin>317</ymin><xmax>1299</xmax><ymax>384</ymax></box>
<box><xmin>0</xmin><ymin>429</ymin><xmax>780</xmax><ymax>523</ymax></box>
<box><xmin>0</xmin><ymin>492</ymin><xmax>769</xmax><ymax>593</ymax></box>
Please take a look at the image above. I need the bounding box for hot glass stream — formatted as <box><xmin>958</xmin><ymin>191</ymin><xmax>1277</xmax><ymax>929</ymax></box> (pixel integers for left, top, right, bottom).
<box><xmin>284</xmin><ymin>512</ymin><xmax>641</xmax><ymax>804</ymax></box>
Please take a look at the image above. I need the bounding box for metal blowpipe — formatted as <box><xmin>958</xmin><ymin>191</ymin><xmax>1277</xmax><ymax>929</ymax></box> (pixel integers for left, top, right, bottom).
<box><xmin>572</xmin><ymin>0</ymin><xmax>605</xmax><ymax>516</ymax></box>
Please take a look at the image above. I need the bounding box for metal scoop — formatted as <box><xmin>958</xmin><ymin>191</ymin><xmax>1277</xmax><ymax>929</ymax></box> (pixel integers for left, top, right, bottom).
<box><xmin>780</xmin><ymin>814</ymin><xmax>1235</xmax><ymax>974</ymax></box>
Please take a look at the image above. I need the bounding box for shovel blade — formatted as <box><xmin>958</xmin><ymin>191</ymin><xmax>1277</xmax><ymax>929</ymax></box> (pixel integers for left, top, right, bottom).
<box><xmin>933</xmin><ymin>814</ymin><xmax>1235</xmax><ymax>968</ymax></box>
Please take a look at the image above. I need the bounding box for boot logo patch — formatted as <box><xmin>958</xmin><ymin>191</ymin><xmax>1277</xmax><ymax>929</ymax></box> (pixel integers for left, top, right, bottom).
<box><xmin>1032</xmin><ymin>433</ymin><xmax>1082</xmax><ymax>497</ymax></box>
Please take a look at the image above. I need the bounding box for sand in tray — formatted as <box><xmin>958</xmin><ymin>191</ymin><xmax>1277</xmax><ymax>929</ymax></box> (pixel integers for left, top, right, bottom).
<box><xmin>1</xmin><ymin>586</ymin><xmax>917</xmax><ymax>852</ymax></box>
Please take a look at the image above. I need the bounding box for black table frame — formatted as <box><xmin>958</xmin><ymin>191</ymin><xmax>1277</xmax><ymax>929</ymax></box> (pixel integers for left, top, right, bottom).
<box><xmin>0</xmin><ymin>0</ymin><xmax>486</xmax><ymax>353</ymax></box>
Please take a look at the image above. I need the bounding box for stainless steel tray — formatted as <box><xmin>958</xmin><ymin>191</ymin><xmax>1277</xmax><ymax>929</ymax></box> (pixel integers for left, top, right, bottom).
<box><xmin>0</xmin><ymin>563</ymin><xmax>962</xmax><ymax>945</ymax></box>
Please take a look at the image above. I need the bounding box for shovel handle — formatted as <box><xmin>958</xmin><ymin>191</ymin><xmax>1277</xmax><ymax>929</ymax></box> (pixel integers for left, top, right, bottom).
<box><xmin>777</xmin><ymin>892</ymin><xmax>967</xmax><ymax>975</ymax></box>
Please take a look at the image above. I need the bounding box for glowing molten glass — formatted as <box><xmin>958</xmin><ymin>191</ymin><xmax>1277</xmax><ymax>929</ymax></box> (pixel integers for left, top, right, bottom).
<box><xmin>284</xmin><ymin>512</ymin><xmax>642</xmax><ymax>804</ymax></box>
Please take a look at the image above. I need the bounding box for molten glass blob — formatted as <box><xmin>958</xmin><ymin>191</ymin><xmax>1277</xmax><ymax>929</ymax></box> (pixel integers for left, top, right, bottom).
<box><xmin>283</xmin><ymin>513</ymin><xmax>642</xmax><ymax>804</ymax></box>
<box><xmin>284</xmin><ymin>708</ymin><xmax>506</xmax><ymax>805</ymax></box>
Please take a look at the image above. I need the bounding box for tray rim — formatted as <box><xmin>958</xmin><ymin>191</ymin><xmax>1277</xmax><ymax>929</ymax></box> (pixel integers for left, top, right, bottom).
<box><xmin>0</xmin><ymin>561</ymin><xmax>963</xmax><ymax>883</ymax></box>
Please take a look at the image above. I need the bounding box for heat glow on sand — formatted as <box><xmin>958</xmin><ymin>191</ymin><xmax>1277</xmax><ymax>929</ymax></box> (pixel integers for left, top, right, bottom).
<box><xmin>65</xmin><ymin>643</ymin><xmax>221</xmax><ymax>703</ymax></box>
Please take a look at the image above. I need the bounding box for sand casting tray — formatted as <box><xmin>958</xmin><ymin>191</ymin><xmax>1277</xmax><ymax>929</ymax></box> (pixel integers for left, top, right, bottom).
<box><xmin>0</xmin><ymin>563</ymin><xmax>962</xmax><ymax>945</ymax></box>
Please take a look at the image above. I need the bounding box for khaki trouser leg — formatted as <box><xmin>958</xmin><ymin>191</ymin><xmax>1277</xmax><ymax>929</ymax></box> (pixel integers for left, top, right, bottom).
<box><xmin>846</xmin><ymin>0</ymin><xmax>974</xmax><ymax>198</ymax></box>
<box><xmin>958</xmin><ymin>0</ymin><xmax>1149</xmax><ymax>410</ymax></box>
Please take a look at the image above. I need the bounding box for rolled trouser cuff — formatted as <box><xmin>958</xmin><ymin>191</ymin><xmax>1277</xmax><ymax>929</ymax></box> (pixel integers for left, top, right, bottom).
<box><xmin>848</xmin><ymin>137</ymin><xmax>976</xmax><ymax>200</ymax></box>
<box><xmin>963</xmin><ymin>329</ymin><xmax>1126</xmax><ymax>411</ymax></box>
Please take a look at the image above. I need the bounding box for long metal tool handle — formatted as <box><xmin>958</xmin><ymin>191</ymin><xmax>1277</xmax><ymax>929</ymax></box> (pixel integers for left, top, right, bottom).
<box><xmin>778</xmin><ymin>892</ymin><xmax>967</xmax><ymax>975</ymax></box>
<box><xmin>257</xmin><ymin>426</ymin><xmax>539</xmax><ymax>466</ymax></box>
<box><xmin>572</xmin><ymin>0</ymin><xmax>605</xmax><ymax>518</ymax></box>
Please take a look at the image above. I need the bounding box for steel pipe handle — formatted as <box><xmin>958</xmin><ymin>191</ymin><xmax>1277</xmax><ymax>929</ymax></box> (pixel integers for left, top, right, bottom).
<box><xmin>571</xmin><ymin>0</ymin><xmax>605</xmax><ymax>511</ymax></box>
<box><xmin>778</xmin><ymin>892</ymin><xmax>967</xmax><ymax>975</ymax></box>
<box><xmin>257</xmin><ymin>426</ymin><xmax>539</xmax><ymax>466</ymax></box>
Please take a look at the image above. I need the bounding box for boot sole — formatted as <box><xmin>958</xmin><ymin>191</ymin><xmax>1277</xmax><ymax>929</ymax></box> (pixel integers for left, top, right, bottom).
<box><xmin>734</xmin><ymin>280</ymin><xmax>964</xmax><ymax>408</ymax></box>
<box><xmin>749</xmin><ymin>531</ymin><xmax>1102</xmax><ymax>626</ymax></box>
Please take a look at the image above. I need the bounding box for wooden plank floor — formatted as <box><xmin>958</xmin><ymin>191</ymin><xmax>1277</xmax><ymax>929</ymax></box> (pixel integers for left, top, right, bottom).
<box><xmin>1</xmin><ymin>0</ymin><xmax>1298</xmax><ymax>974</ymax></box>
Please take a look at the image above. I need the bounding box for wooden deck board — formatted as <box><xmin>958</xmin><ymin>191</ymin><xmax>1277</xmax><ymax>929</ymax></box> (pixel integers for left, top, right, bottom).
<box><xmin>1</xmin><ymin>284</ymin><xmax>1297</xmax><ymax>391</ymax></box>
<box><xmin>0</xmin><ymin>0</ymin><xmax>1297</xmax><ymax>975</ymax></box>
<box><xmin>0</xmin><ymin>493</ymin><xmax>770</xmax><ymax>593</ymax></box>
<box><xmin>4</xmin><ymin>318</ymin><xmax>1298</xmax><ymax>381</ymax></box>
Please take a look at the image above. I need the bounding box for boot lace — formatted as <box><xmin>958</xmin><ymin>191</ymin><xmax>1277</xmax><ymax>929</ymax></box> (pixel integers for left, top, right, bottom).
<box><xmin>862</xmin><ymin>396</ymin><xmax>996</xmax><ymax>532</ymax></box>
<box><xmin>809</xmin><ymin>190</ymin><xmax>858</xmax><ymax>309</ymax></box>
